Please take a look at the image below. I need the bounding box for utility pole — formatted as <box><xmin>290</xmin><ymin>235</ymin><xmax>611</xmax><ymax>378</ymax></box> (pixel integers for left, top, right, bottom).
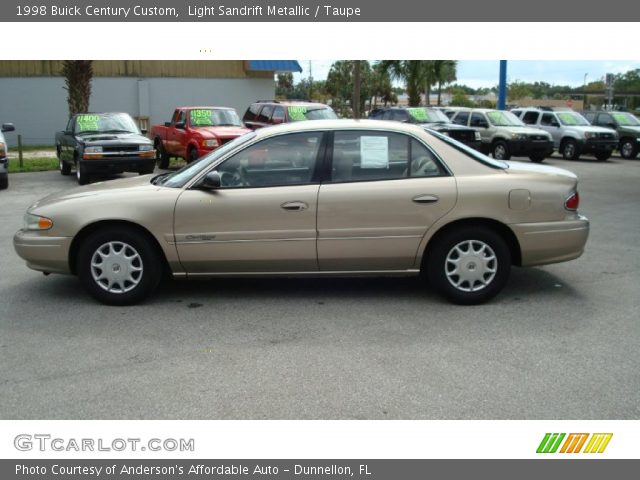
<box><xmin>308</xmin><ymin>60</ymin><xmax>313</xmax><ymax>101</ymax></box>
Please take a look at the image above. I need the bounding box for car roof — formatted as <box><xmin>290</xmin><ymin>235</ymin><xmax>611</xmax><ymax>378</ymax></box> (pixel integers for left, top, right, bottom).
<box><xmin>253</xmin><ymin>101</ymin><xmax>330</xmax><ymax>108</ymax></box>
<box><xmin>251</xmin><ymin>119</ymin><xmax>428</xmax><ymax>138</ymax></box>
<box><xmin>178</xmin><ymin>106</ymin><xmax>235</xmax><ymax>110</ymax></box>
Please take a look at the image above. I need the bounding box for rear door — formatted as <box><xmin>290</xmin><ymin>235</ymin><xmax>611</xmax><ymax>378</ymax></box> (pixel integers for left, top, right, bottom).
<box><xmin>174</xmin><ymin>130</ymin><xmax>326</xmax><ymax>273</ymax></box>
<box><xmin>317</xmin><ymin>130</ymin><xmax>457</xmax><ymax>271</ymax></box>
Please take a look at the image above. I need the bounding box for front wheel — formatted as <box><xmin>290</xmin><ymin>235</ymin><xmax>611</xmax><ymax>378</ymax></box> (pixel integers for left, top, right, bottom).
<box><xmin>76</xmin><ymin>161</ymin><xmax>90</xmax><ymax>185</ymax></box>
<box><xmin>0</xmin><ymin>174</ymin><xmax>8</xmax><ymax>190</ymax></box>
<box><xmin>561</xmin><ymin>139</ymin><xmax>580</xmax><ymax>160</ymax></box>
<box><xmin>59</xmin><ymin>158</ymin><xmax>71</xmax><ymax>175</ymax></box>
<box><xmin>156</xmin><ymin>141</ymin><xmax>170</xmax><ymax>169</ymax></box>
<box><xmin>188</xmin><ymin>147</ymin><xmax>199</xmax><ymax>164</ymax></box>
<box><xmin>619</xmin><ymin>139</ymin><xmax>638</xmax><ymax>159</ymax></box>
<box><xmin>492</xmin><ymin>140</ymin><xmax>511</xmax><ymax>160</ymax></box>
<box><xmin>77</xmin><ymin>227</ymin><xmax>163</xmax><ymax>305</ymax></box>
<box><xmin>426</xmin><ymin>227</ymin><xmax>511</xmax><ymax>305</ymax></box>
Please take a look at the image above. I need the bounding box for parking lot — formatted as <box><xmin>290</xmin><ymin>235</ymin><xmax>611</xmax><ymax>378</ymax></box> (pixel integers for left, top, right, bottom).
<box><xmin>0</xmin><ymin>153</ymin><xmax>638</xmax><ymax>420</ymax></box>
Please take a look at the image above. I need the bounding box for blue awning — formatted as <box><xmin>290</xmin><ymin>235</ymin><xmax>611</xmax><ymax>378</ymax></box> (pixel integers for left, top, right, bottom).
<box><xmin>247</xmin><ymin>60</ymin><xmax>302</xmax><ymax>73</ymax></box>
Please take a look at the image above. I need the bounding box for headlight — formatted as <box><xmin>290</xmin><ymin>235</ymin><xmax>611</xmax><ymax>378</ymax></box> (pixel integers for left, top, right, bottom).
<box><xmin>138</xmin><ymin>145</ymin><xmax>153</xmax><ymax>151</ymax></box>
<box><xmin>203</xmin><ymin>139</ymin><xmax>219</xmax><ymax>148</ymax></box>
<box><xmin>584</xmin><ymin>132</ymin><xmax>597</xmax><ymax>139</ymax></box>
<box><xmin>23</xmin><ymin>213</ymin><xmax>53</xmax><ymax>231</ymax></box>
<box><xmin>84</xmin><ymin>146</ymin><xmax>103</xmax><ymax>153</ymax></box>
<box><xmin>474</xmin><ymin>131</ymin><xmax>481</xmax><ymax>141</ymax></box>
<box><xmin>0</xmin><ymin>142</ymin><xmax>6</xmax><ymax>157</ymax></box>
<box><xmin>511</xmin><ymin>133</ymin><xmax>527</xmax><ymax>140</ymax></box>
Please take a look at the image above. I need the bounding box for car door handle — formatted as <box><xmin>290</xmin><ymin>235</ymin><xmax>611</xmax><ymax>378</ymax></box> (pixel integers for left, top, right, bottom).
<box><xmin>280</xmin><ymin>201</ymin><xmax>308</xmax><ymax>211</ymax></box>
<box><xmin>412</xmin><ymin>194</ymin><xmax>439</xmax><ymax>204</ymax></box>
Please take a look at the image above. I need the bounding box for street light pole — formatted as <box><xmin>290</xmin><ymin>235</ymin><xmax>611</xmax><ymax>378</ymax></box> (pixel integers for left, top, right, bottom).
<box><xmin>583</xmin><ymin>73</ymin><xmax>588</xmax><ymax>110</ymax></box>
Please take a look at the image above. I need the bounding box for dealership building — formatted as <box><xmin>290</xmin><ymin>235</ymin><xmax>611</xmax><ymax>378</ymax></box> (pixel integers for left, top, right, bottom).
<box><xmin>0</xmin><ymin>60</ymin><xmax>302</xmax><ymax>146</ymax></box>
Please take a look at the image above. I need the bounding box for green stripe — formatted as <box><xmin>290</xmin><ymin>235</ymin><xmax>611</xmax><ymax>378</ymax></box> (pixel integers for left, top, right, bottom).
<box><xmin>537</xmin><ymin>433</ymin><xmax>552</xmax><ymax>453</ymax></box>
<box><xmin>549</xmin><ymin>433</ymin><xmax>566</xmax><ymax>453</ymax></box>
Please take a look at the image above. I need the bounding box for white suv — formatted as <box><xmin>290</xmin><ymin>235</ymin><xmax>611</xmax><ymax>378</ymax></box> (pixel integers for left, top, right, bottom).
<box><xmin>0</xmin><ymin>123</ymin><xmax>15</xmax><ymax>190</ymax></box>
<box><xmin>512</xmin><ymin>108</ymin><xmax>618</xmax><ymax>161</ymax></box>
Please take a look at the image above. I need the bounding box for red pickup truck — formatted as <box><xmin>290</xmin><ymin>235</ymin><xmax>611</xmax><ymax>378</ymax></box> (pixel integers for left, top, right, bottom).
<box><xmin>150</xmin><ymin>106</ymin><xmax>250</xmax><ymax>168</ymax></box>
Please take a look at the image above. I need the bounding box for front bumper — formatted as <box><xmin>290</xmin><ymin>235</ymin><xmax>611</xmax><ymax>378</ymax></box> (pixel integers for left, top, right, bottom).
<box><xmin>507</xmin><ymin>139</ymin><xmax>554</xmax><ymax>157</ymax></box>
<box><xmin>80</xmin><ymin>156</ymin><xmax>156</xmax><ymax>173</ymax></box>
<box><xmin>580</xmin><ymin>139</ymin><xmax>618</xmax><ymax>154</ymax></box>
<box><xmin>13</xmin><ymin>230</ymin><xmax>72</xmax><ymax>274</ymax></box>
<box><xmin>0</xmin><ymin>155</ymin><xmax>7</xmax><ymax>175</ymax></box>
<box><xmin>510</xmin><ymin>215</ymin><xmax>589</xmax><ymax>267</ymax></box>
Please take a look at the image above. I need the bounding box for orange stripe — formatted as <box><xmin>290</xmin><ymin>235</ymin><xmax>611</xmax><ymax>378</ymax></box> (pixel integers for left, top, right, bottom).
<box><xmin>560</xmin><ymin>434</ymin><xmax>575</xmax><ymax>453</ymax></box>
<box><xmin>574</xmin><ymin>433</ymin><xmax>589</xmax><ymax>453</ymax></box>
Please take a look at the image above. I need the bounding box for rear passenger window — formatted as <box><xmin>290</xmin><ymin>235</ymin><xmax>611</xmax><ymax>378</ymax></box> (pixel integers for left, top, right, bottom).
<box><xmin>243</xmin><ymin>104</ymin><xmax>261</xmax><ymax>122</ymax></box>
<box><xmin>452</xmin><ymin>112</ymin><xmax>469</xmax><ymax>126</ymax></box>
<box><xmin>257</xmin><ymin>105</ymin><xmax>273</xmax><ymax>123</ymax></box>
<box><xmin>331</xmin><ymin>131</ymin><xmax>444</xmax><ymax>183</ymax></box>
<box><xmin>522</xmin><ymin>111</ymin><xmax>540</xmax><ymax>125</ymax></box>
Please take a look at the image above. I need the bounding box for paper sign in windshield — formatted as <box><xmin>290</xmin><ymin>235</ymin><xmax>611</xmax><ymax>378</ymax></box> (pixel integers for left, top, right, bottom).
<box><xmin>190</xmin><ymin>109</ymin><xmax>214</xmax><ymax>126</ymax></box>
<box><xmin>76</xmin><ymin>114</ymin><xmax>100</xmax><ymax>132</ymax></box>
<box><xmin>558</xmin><ymin>113</ymin><xmax>579</xmax><ymax>125</ymax></box>
<box><xmin>288</xmin><ymin>106</ymin><xmax>308</xmax><ymax>121</ymax></box>
<box><xmin>360</xmin><ymin>136</ymin><xmax>389</xmax><ymax>168</ymax></box>
<box><xmin>408</xmin><ymin>108</ymin><xmax>429</xmax><ymax>122</ymax></box>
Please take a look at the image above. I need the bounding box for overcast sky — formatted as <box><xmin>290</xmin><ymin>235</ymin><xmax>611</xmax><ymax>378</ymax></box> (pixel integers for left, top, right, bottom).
<box><xmin>293</xmin><ymin>60</ymin><xmax>640</xmax><ymax>88</ymax></box>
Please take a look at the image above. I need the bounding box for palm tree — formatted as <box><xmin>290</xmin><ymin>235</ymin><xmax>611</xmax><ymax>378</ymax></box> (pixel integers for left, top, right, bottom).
<box><xmin>61</xmin><ymin>60</ymin><xmax>93</xmax><ymax>117</ymax></box>
<box><xmin>433</xmin><ymin>60</ymin><xmax>457</xmax><ymax>106</ymax></box>
<box><xmin>381</xmin><ymin>60</ymin><xmax>432</xmax><ymax>107</ymax></box>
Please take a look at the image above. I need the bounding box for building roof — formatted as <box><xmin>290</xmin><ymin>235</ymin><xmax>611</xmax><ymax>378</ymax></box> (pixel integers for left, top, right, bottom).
<box><xmin>247</xmin><ymin>61</ymin><xmax>303</xmax><ymax>73</ymax></box>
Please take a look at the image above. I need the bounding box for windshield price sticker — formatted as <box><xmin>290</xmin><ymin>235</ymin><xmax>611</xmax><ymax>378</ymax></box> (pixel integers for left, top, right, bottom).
<box><xmin>408</xmin><ymin>108</ymin><xmax>429</xmax><ymax>122</ymax></box>
<box><xmin>486</xmin><ymin>111</ymin><xmax>505</xmax><ymax>124</ymax></box>
<box><xmin>190</xmin><ymin>109</ymin><xmax>213</xmax><ymax>126</ymax></box>
<box><xmin>360</xmin><ymin>136</ymin><xmax>389</xmax><ymax>168</ymax></box>
<box><xmin>558</xmin><ymin>113</ymin><xmax>579</xmax><ymax>125</ymax></box>
<box><xmin>76</xmin><ymin>114</ymin><xmax>100</xmax><ymax>131</ymax></box>
<box><xmin>288</xmin><ymin>106</ymin><xmax>308</xmax><ymax>121</ymax></box>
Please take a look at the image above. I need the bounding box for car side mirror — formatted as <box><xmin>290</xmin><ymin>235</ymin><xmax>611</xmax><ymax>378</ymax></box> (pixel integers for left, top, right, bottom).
<box><xmin>140</xmin><ymin>128</ymin><xmax>148</xmax><ymax>135</ymax></box>
<box><xmin>1</xmin><ymin>123</ymin><xmax>15</xmax><ymax>133</ymax></box>
<box><xmin>200</xmin><ymin>171</ymin><xmax>222</xmax><ymax>189</ymax></box>
<box><xmin>164</xmin><ymin>122</ymin><xmax>172</xmax><ymax>127</ymax></box>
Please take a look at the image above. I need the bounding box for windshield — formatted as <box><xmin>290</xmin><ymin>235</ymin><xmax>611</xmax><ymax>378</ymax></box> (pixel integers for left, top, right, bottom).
<box><xmin>75</xmin><ymin>113</ymin><xmax>140</xmax><ymax>134</ymax></box>
<box><xmin>189</xmin><ymin>108</ymin><xmax>242</xmax><ymax>127</ymax></box>
<box><xmin>486</xmin><ymin>111</ymin><xmax>524</xmax><ymax>127</ymax></box>
<box><xmin>288</xmin><ymin>105</ymin><xmax>337</xmax><ymax>121</ymax></box>
<box><xmin>407</xmin><ymin>108</ymin><xmax>450</xmax><ymax>124</ymax></box>
<box><xmin>428</xmin><ymin>129</ymin><xmax>508</xmax><ymax>170</ymax></box>
<box><xmin>159</xmin><ymin>132</ymin><xmax>256</xmax><ymax>188</ymax></box>
<box><xmin>611</xmin><ymin>112</ymin><xmax>640</xmax><ymax>126</ymax></box>
<box><xmin>557</xmin><ymin>112</ymin><xmax>590</xmax><ymax>126</ymax></box>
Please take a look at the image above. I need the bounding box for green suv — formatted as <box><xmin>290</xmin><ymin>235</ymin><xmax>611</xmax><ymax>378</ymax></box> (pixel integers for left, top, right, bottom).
<box><xmin>583</xmin><ymin>111</ymin><xmax>640</xmax><ymax>159</ymax></box>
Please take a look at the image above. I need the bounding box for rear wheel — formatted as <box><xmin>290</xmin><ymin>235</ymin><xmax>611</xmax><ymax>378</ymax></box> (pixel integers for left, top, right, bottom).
<box><xmin>0</xmin><ymin>174</ymin><xmax>8</xmax><ymax>190</ymax></box>
<box><xmin>59</xmin><ymin>158</ymin><xmax>71</xmax><ymax>175</ymax></box>
<box><xmin>156</xmin><ymin>140</ymin><xmax>170</xmax><ymax>169</ymax></box>
<box><xmin>561</xmin><ymin>139</ymin><xmax>580</xmax><ymax>160</ymax></box>
<box><xmin>188</xmin><ymin>146</ymin><xmax>199</xmax><ymax>164</ymax></box>
<box><xmin>492</xmin><ymin>140</ymin><xmax>511</xmax><ymax>160</ymax></box>
<box><xmin>619</xmin><ymin>139</ymin><xmax>638</xmax><ymax>159</ymax></box>
<box><xmin>426</xmin><ymin>226</ymin><xmax>511</xmax><ymax>305</ymax></box>
<box><xmin>77</xmin><ymin>227</ymin><xmax>163</xmax><ymax>305</ymax></box>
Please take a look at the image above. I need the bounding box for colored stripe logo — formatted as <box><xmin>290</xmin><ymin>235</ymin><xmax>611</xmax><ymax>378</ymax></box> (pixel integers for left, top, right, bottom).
<box><xmin>537</xmin><ymin>433</ymin><xmax>612</xmax><ymax>453</ymax></box>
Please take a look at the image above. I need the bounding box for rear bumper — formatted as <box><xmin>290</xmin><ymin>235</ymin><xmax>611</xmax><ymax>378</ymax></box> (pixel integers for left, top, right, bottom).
<box><xmin>81</xmin><ymin>157</ymin><xmax>156</xmax><ymax>173</ymax></box>
<box><xmin>510</xmin><ymin>215</ymin><xmax>589</xmax><ymax>267</ymax></box>
<box><xmin>13</xmin><ymin>230</ymin><xmax>72</xmax><ymax>274</ymax></box>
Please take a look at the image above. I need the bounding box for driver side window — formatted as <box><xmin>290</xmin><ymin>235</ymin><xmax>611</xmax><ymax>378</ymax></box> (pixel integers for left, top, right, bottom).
<box><xmin>217</xmin><ymin>132</ymin><xmax>323</xmax><ymax>188</ymax></box>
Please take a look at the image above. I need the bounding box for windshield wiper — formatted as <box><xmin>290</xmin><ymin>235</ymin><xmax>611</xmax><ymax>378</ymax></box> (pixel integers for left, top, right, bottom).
<box><xmin>151</xmin><ymin>172</ymin><xmax>171</xmax><ymax>185</ymax></box>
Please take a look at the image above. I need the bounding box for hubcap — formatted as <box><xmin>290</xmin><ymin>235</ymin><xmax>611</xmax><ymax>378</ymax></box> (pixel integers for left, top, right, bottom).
<box><xmin>90</xmin><ymin>241</ymin><xmax>143</xmax><ymax>294</ymax></box>
<box><xmin>445</xmin><ymin>240</ymin><xmax>497</xmax><ymax>292</ymax></box>
<box><xmin>621</xmin><ymin>142</ymin><xmax>633</xmax><ymax>158</ymax></box>
<box><xmin>494</xmin><ymin>145</ymin><xmax>506</xmax><ymax>159</ymax></box>
<box><xmin>564</xmin><ymin>143</ymin><xmax>575</xmax><ymax>158</ymax></box>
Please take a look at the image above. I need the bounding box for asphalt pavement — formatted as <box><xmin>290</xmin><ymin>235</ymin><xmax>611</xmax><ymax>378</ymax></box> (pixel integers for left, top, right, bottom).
<box><xmin>0</xmin><ymin>154</ymin><xmax>638</xmax><ymax>419</ymax></box>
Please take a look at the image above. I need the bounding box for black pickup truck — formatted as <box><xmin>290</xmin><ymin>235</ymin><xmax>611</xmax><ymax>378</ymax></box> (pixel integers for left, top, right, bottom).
<box><xmin>55</xmin><ymin>112</ymin><xmax>155</xmax><ymax>185</ymax></box>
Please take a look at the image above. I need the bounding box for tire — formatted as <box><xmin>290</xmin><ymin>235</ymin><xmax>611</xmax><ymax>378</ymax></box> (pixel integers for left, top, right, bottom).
<box><xmin>492</xmin><ymin>140</ymin><xmax>510</xmax><ymax>160</ymax></box>
<box><xmin>619</xmin><ymin>138</ymin><xmax>638</xmax><ymax>159</ymax></box>
<box><xmin>426</xmin><ymin>226</ymin><xmax>511</xmax><ymax>305</ymax></box>
<box><xmin>139</xmin><ymin>169</ymin><xmax>155</xmax><ymax>175</ymax></box>
<box><xmin>528</xmin><ymin>153</ymin><xmax>546</xmax><ymax>163</ymax></box>
<box><xmin>76</xmin><ymin>161</ymin><xmax>90</xmax><ymax>185</ymax></box>
<box><xmin>561</xmin><ymin>139</ymin><xmax>580</xmax><ymax>160</ymax></box>
<box><xmin>188</xmin><ymin>146</ymin><xmax>199</xmax><ymax>164</ymax></box>
<box><xmin>0</xmin><ymin>174</ymin><xmax>8</xmax><ymax>190</ymax></box>
<box><xmin>59</xmin><ymin>158</ymin><xmax>71</xmax><ymax>176</ymax></box>
<box><xmin>156</xmin><ymin>140</ymin><xmax>170</xmax><ymax>169</ymax></box>
<box><xmin>77</xmin><ymin>226</ymin><xmax>163</xmax><ymax>305</ymax></box>
<box><xmin>595</xmin><ymin>151</ymin><xmax>611</xmax><ymax>162</ymax></box>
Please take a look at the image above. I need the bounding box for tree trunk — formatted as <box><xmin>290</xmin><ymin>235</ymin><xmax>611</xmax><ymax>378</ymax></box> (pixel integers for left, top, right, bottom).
<box><xmin>61</xmin><ymin>60</ymin><xmax>94</xmax><ymax>118</ymax></box>
<box><xmin>353</xmin><ymin>60</ymin><xmax>361</xmax><ymax>119</ymax></box>
<box><xmin>437</xmin><ymin>80</ymin><xmax>442</xmax><ymax>106</ymax></box>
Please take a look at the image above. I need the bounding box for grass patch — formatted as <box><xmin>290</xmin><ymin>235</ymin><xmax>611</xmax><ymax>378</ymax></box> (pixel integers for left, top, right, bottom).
<box><xmin>8</xmin><ymin>157</ymin><xmax>58</xmax><ymax>173</ymax></box>
<box><xmin>12</xmin><ymin>144</ymin><xmax>56</xmax><ymax>152</ymax></box>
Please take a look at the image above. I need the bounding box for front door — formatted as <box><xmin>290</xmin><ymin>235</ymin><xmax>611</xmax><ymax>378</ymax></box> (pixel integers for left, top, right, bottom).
<box><xmin>174</xmin><ymin>131</ymin><xmax>325</xmax><ymax>273</ymax></box>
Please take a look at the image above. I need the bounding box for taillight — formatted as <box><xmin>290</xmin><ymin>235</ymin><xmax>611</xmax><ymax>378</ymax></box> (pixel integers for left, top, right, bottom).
<box><xmin>565</xmin><ymin>191</ymin><xmax>580</xmax><ymax>210</ymax></box>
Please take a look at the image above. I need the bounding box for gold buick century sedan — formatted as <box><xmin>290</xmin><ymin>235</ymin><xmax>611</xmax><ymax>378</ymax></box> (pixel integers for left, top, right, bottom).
<box><xmin>14</xmin><ymin>120</ymin><xmax>589</xmax><ymax>305</ymax></box>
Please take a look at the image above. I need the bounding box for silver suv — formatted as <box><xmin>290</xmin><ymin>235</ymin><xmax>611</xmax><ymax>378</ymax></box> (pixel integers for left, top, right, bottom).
<box><xmin>450</xmin><ymin>108</ymin><xmax>553</xmax><ymax>162</ymax></box>
<box><xmin>512</xmin><ymin>108</ymin><xmax>618</xmax><ymax>161</ymax></box>
<box><xmin>0</xmin><ymin>123</ymin><xmax>15</xmax><ymax>190</ymax></box>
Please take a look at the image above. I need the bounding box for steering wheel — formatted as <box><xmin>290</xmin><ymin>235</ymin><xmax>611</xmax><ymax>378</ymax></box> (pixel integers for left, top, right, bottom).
<box><xmin>220</xmin><ymin>165</ymin><xmax>248</xmax><ymax>187</ymax></box>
